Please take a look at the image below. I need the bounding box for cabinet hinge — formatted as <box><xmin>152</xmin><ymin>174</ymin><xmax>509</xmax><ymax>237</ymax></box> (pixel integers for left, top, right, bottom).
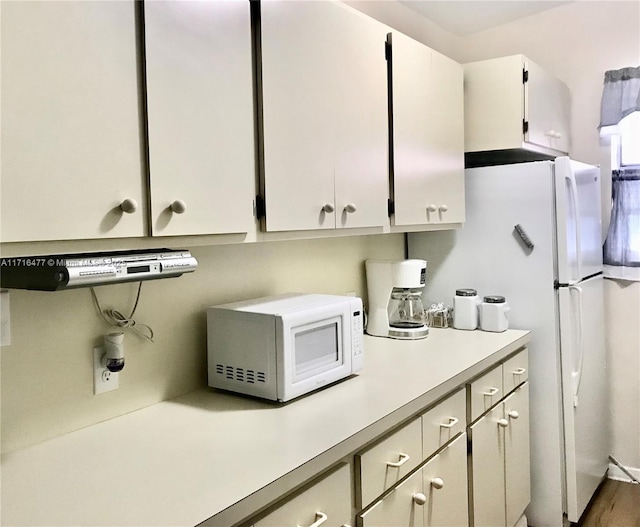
<box><xmin>255</xmin><ymin>195</ymin><xmax>265</xmax><ymax>220</ymax></box>
<box><xmin>523</xmin><ymin>120</ymin><xmax>529</xmax><ymax>134</ymax></box>
<box><xmin>387</xmin><ymin>198</ymin><xmax>395</xmax><ymax>217</ymax></box>
<box><xmin>523</xmin><ymin>69</ymin><xmax>529</xmax><ymax>83</ymax></box>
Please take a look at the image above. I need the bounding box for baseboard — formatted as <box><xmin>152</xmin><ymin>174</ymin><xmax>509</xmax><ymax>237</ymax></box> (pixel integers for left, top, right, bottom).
<box><xmin>608</xmin><ymin>461</ymin><xmax>640</xmax><ymax>483</ymax></box>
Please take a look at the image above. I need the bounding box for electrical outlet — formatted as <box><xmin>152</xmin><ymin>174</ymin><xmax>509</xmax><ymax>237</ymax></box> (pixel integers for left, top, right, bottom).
<box><xmin>93</xmin><ymin>346</ymin><xmax>119</xmax><ymax>394</ymax></box>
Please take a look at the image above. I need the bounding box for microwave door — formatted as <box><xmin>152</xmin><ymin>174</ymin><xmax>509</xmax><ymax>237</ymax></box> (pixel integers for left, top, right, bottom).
<box><xmin>278</xmin><ymin>305</ymin><xmax>353</xmax><ymax>402</ymax></box>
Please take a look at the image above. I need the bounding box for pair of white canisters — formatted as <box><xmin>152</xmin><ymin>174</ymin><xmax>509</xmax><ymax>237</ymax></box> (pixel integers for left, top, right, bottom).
<box><xmin>453</xmin><ymin>289</ymin><xmax>510</xmax><ymax>332</ymax></box>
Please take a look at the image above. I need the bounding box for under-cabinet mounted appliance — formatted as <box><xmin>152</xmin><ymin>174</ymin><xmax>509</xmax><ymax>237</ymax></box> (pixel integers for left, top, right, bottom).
<box><xmin>207</xmin><ymin>293</ymin><xmax>364</xmax><ymax>402</ymax></box>
<box><xmin>0</xmin><ymin>249</ymin><xmax>197</xmax><ymax>291</ymax></box>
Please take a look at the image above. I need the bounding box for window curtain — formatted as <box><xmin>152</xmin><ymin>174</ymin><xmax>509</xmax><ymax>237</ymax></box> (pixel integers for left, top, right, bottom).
<box><xmin>599</xmin><ymin>66</ymin><xmax>640</xmax><ymax>281</ymax></box>
<box><xmin>603</xmin><ymin>168</ymin><xmax>640</xmax><ymax>281</ymax></box>
<box><xmin>598</xmin><ymin>66</ymin><xmax>640</xmax><ymax>138</ymax></box>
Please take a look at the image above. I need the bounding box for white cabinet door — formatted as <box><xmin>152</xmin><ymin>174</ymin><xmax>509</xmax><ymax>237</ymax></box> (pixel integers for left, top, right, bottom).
<box><xmin>144</xmin><ymin>0</ymin><xmax>255</xmax><ymax>236</ymax></box>
<box><xmin>254</xmin><ymin>463</ymin><xmax>352</xmax><ymax>527</ymax></box>
<box><xmin>525</xmin><ymin>59</ymin><xmax>571</xmax><ymax>154</ymax></box>
<box><xmin>504</xmin><ymin>383</ymin><xmax>530</xmax><ymax>527</ymax></box>
<box><xmin>390</xmin><ymin>32</ymin><xmax>464</xmax><ymax>227</ymax></box>
<box><xmin>469</xmin><ymin>405</ymin><xmax>506</xmax><ymax>527</ymax></box>
<box><xmin>1</xmin><ymin>1</ymin><xmax>145</xmax><ymax>242</ymax></box>
<box><xmin>422</xmin><ymin>433</ymin><xmax>469</xmax><ymax>527</ymax></box>
<box><xmin>260</xmin><ymin>0</ymin><xmax>388</xmax><ymax>232</ymax></box>
<box><xmin>358</xmin><ymin>466</ymin><xmax>424</xmax><ymax>527</ymax></box>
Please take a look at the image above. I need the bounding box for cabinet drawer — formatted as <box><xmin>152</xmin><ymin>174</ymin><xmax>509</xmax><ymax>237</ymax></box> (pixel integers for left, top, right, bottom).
<box><xmin>503</xmin><ymin>348</ymin><xmax>529</xmax><ymax>395</ymax></box>
<box><xmin>469</xmin><ymin>364</ymin><xmax>503</xmax><ymax>422</ymax></box>
<box><xmin>356</xmin><ymin>417</ymin><xmax>422</xmax><ymax>508</ymax></box>
<box><xmin>254</xmin><ymin>463</ymin><xmax>352</xmax><ymax>527</ymax></box>
<box><xmin>421</xmin><ymin>388</ymin><xmax>466</xmax><ymax>458</ymax></box>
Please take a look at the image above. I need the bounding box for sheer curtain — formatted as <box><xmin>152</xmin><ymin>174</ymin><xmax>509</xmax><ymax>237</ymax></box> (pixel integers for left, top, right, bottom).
<box><xmin>600</xmin><ymin>66</ymin><xmax>640</xmax><ymax>281</ymax></box>
<box><xmin>603</xmin><ymin>168</ymin><xmax>640</xmax><ymax>280</ymax></box>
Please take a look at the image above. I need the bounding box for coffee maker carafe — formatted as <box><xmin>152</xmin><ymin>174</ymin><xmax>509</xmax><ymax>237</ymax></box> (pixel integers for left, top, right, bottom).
<box><xmin>365</xmin><ymin>259</ymin><xmax>429</xmax><ymax>339</ymax></box>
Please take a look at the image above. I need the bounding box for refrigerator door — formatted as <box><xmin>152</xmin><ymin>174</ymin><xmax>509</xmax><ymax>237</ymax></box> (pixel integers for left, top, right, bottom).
<box><xmin>557</xmin><ymin>274</ymin><xmax>609</xmax><ymax>523</ymax></box>
<box><xmin>554</xmin><ymin>157</ymin><xmax>603</xmax><ymax>284</ymax></box>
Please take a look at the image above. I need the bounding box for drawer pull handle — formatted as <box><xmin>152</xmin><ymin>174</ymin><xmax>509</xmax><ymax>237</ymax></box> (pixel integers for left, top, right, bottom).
<box><xmin>298</xmin><ymin>512</ymin><xmax>327</xmax><ymax>527</ymax></box>
<box><xmin>508</xmin><ymin>410</ymin><xmax>520</xmax><ymax>419</ymax></box>
<box><xmin>386</xmin><ymin>452</ymin><xmax>410</xmax><ymax>468</ymax></box>
<box><xmin>498</xmin><ymin>418</ymin><xmax>509</xmax><ymax>428</ymax></box>
<box><xmin>440</xmin><ymin>417</ymin><xmax>459</xmax><ymax>429</ymax></box>
<box><xmin>412</xmin><ymin>492</ymin><xmax>427</xmax><ymax>505</ymax></box>
<box><xmin>483</xmin><ymin>387</ymin><xmax>500</xmax><ymax>397</ymax></box>
<box><xmin>513</xmin><ymin>367</ymin><xmax>527</xmax><ymax>376</ymax></box>
<box><xmin>431</xmin><ymin>477</ymin><xmax>445</xmax><ymax>490</ymax></box>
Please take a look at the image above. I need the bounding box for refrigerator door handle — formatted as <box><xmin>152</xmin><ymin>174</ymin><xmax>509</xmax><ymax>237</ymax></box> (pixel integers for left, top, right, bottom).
<box><xmin>565</xmin><ymin>170</ymin><xmax>582</xmax><ymax>284</ymax></box>
<box><xmin>569</xmin><ymin>285</ymin><xmax>584</xmax><ymax>407</ymax></box>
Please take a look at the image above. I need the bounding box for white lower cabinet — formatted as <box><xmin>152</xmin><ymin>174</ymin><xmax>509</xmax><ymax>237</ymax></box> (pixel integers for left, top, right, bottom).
<box><xmin>358</xmin><ymin>433</ymin><xmax>468</xmax><ymax>527</ymax></box>
<box><xmin>244</xmin><ymin>350</ymin><xmax>529</xmax><ymax>527</ymax></box>
<box><xmin>254</xmin><ymin>463</ymin><xmax>353</xmax><ymax>527</ymax></box>
<box><xmin>469</xmin><ymin>382</ymin><xmax>530</xmax><ymax>527</ymax></box>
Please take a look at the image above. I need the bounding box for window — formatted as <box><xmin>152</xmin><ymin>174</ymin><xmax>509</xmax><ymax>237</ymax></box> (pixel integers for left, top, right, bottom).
<box><xmin>600</xmin><ymin>66</ymin><xmax>640</xmax><ymax>281</ymax></box>
<box><xmin>618</xmin><ymin>112</ymin><xmax>640</xmax><ymax>166</ymax></box>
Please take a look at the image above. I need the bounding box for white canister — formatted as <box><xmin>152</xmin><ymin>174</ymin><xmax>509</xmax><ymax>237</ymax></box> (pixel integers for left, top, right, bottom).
<box><xmin>453</xmin><ymin>289</ymin><xmax>480</xmax><ymax>330</ymax></box>
<box><xmin>479</xmin><ymin>296</ymin><xmax>510</xmax><ymax>332</ymax></box>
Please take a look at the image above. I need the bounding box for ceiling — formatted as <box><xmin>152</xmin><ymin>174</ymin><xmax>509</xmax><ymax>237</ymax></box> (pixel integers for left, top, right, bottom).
<box><xmin>399</xmin><ymin>1</ymin><xmax>572</xmax><ymax>36</ymax></box>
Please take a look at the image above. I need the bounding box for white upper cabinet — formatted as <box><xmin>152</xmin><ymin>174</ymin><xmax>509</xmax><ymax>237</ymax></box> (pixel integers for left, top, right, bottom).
<box><xmin>260</xmin><ymin>0</ymin><xmax>389</xmax><ymax>232</ymax></box>
<box><xmin>464</xmin><ymin>54</ymin><xmax>570</xmax><ymax>160</ymax></box>
<box><xmin>1</xmin><ymin>1</ymin><xmax>145</xmax><ymax>242</ymax></box>
<box><xmin>144</xmin><ymin>0</ymin><xmax>256</xmax><ymax>236</ymax></box>
<box><xmin>389</xmin><ymin>32</ymin><xmax>465</xmax><ymax>227</ymax></box>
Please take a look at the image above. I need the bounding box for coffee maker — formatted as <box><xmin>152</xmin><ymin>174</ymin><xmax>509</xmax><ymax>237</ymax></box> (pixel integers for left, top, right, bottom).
<box><xmin>365</xmin><ymin>259</ymin><xmax>429</xmax><ymax>340</ymax></box>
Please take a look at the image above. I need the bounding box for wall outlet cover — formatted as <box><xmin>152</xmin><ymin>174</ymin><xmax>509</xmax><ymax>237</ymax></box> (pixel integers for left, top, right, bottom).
<box><xmin>93</xmin><ymin>346</ymin><xmax>119</xmax><ymax>394</ymax></box>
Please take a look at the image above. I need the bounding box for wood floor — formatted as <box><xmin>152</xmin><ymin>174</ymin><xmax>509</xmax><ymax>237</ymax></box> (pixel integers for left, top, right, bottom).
<box><xmin>579</xmin><ymin>479</ymin><xmax>640</xmax><ymax>527</ymax></box>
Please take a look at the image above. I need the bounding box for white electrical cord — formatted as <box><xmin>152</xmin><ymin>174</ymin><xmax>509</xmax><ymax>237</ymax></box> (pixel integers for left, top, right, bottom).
<box><xmin>90</xmin><ymin>282</ymin><xmax>154</xmax><ymax>342</ymax></box>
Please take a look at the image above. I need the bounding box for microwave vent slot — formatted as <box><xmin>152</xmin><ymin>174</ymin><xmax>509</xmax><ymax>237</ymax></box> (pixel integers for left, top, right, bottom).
<box><xmin>215</xmin><ymin>364</ymin><xmax>266</xmax><ymax>384</ymax></box>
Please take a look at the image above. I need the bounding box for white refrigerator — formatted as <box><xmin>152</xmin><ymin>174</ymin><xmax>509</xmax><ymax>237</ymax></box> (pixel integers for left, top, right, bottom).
<box><xmin>408</xmin><ymin>157</ymin><xmax>609</xmax><ymax>527</ymax></box>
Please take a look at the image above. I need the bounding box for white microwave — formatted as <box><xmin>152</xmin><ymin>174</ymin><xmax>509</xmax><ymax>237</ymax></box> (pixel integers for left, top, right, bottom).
<box><xmin>207</xmin><ymin>293</ymin><xmax>364</xmax><ymax>402</ymax></box>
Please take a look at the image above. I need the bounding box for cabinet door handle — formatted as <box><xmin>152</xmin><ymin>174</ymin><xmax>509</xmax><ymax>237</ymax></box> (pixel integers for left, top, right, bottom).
<box><xmin>119</xmin><ymin>198</ymin><xmax>138</xmax><ymax>214</ymax></box>
<box><xmin>439</xmin><ymin>204</ymin><xmax>449</xmax><ymax>212</ymax></box>
<box><xmin>170</xmin><ymin>200</ymin><xmax>187</xmax><ymax>214</ymax></box>
<box><xmin>343</xmin><ymin>203</ymin><xmax>357</xmax><ymax>213</ymax></box>
<box><xmin>386</xmin><ymin>452</ymin><xmax>410</xmax><ymax>467</ymax></box>
<box><xmin>440</xmin><ymin>417</ymin><xmax>459</xmax><ymax>429</ymax></box>
<box><xmin>431</xmin><ymin>477</ymin><xmax>445</xmax><ymax>489</ymax></box>
<box><xmin>498</xmin><ymin>418</ymin><xmax>509</xmax><ymax>428</ymax></box>
<box><xmin>322</xmin><ymin>203</ymin><xmax>335</xmax><ymax>213</ymax></box>
<box><xmin>412</xmin><ymin>492</ymin><xmax>427</xmax><ymax>505</ymax></box>
<box><xmin>508</xmin><ymin>410</ymin><xmax>520</xmax><ymax>419</ymax></box>
<box><xmin>483</xmin><ymin>387</ymin><xmax>500</xmax><ymax>397</ymax></box>
<box><xmin>427</xmin><ymin>204</ymin><xmax>437</xmax><ymax>212</ymax></box>
<box><xmin>513</xmin><ymin>367</ymin><xmax>526</xmax><ymax>376</ymax></box>
<box><xmin>298</xmin><ymin>512</ymin><xmax>327</xmax><ymax>527</ymax></box>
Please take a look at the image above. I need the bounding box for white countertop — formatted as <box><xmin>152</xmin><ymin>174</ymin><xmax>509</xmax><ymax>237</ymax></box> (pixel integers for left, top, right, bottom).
<box><xmin>1</xmin><ymin>328</ymin><xmax>530</xmax><ymax>527</ymax></box>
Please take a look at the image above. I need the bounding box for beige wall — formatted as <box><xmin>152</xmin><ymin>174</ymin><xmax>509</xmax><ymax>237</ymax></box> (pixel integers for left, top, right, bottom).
<box><xmin>0</xmin><ymin>234</ymin><xmax>404</xmax><ymax>453</ymax></box>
